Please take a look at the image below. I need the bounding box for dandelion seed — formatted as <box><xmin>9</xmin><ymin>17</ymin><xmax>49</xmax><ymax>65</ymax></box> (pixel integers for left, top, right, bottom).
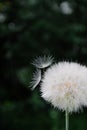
<box><xmin>30</xmin><ymin>69</ymin><xmax>41</xmax><ymax>90</ymax></box>
<box><xmin>32</xmin><ymin>55</ymin><xmax>54</xmax><ymax>69</ymax></box>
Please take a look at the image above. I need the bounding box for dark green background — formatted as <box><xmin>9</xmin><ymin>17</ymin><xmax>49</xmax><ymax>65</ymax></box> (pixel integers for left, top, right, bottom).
<box><xmin>0</xmin><ymin>0</ymin><xmax>87</xmax><ymax>130</ymax></box>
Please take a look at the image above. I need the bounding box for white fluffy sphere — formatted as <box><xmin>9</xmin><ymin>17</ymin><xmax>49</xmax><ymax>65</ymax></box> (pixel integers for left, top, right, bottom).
<box><xmin>40</xmin><ymin>62</ymin><xmax>87</xmax><ymax>112</ymax></box>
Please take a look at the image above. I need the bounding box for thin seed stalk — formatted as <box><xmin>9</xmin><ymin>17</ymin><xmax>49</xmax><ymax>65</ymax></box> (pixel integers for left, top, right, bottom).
<box><xmin>65</xmin><ymin>109</ymin><xmax>69</xmax><ymax>130</ymax></box>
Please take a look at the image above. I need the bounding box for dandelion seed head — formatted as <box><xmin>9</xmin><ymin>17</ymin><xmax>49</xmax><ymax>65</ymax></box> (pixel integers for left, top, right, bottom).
<box><xmin>40</xmin><ymin>62</ymin><xmax>87</xmax><ymax>112</ymax></box>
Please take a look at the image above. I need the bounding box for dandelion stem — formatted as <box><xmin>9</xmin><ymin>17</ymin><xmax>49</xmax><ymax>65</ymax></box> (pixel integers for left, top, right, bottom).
<box><xmin>65</xmin><ymin>109</ymin><xmax>69</xmax><ymax>130</ymax></box>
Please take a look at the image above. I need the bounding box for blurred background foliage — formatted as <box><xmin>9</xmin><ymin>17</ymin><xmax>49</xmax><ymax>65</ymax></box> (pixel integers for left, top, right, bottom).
<box><xmin>0</xmin><ymin>0</ymin><xmax>87</xmax><ymax>130</ymax></box>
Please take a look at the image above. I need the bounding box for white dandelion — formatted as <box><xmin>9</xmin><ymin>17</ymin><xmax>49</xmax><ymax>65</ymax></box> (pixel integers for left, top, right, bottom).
<box><xmin>30</xmin><ymin>69</ymin><xmax>41</xmax><ymax>90</ymax></box>
<box><xmin>32</xmin><ymin>55</ymin><xmax>54</xmax><ymax>69</ymax></box>
<box><xmin>31</xmin><ymin>60</ymin><xmax>87</xmax><ymax>130</ymax></box>
<box><xmin>41</xmin><ymin>62</ymin><xmax>87</xmax><ymax>112</ymax></box>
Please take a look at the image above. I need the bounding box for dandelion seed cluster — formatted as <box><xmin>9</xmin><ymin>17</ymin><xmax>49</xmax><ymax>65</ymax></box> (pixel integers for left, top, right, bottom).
<box><xmin>31</xmin><ymin>56</ymin><xmax>87</xmax><ymax>112</ymax></box>
<box><xmin>41</xmin><ymin>62</ymin><xmax>87</xmax><ymax>112</ymax></box>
